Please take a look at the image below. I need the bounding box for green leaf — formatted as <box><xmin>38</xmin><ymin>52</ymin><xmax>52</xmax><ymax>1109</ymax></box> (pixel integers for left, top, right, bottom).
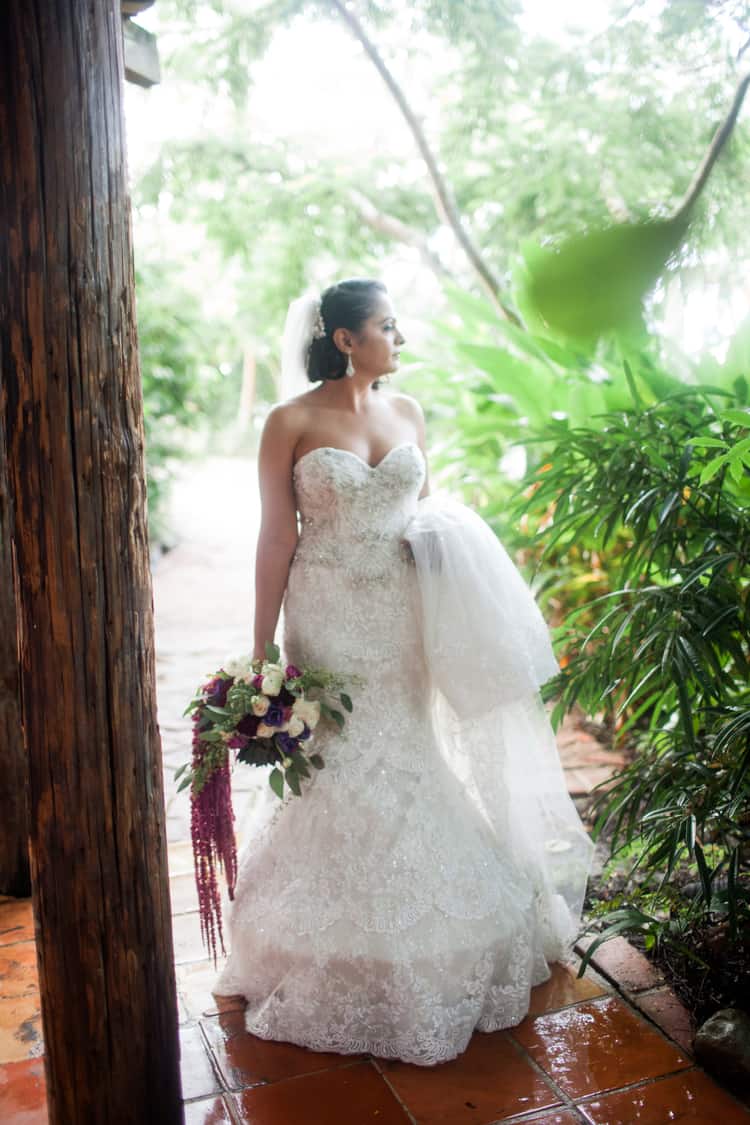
<box><xmin>339</xmin><ymin>692</ymin><xmax>353</xmax><ymax>713</ymax></box>
<box><xmin>269</xmin><ymin>768</ymin><xmax>284</xmax><ymax>800</ymax></box>
<box><xmin>720</xmin><ymin>409</ymin><xmax>750</xmax><ymax>427</ymax></box>
<box><xmin>327</xmin><ymin>708</ymin><xmax>345</xmax><ymax>730</ymax></box>
<box><xmin>285</xmin><ymin>766</ymin><xmax>301</xmax><ymax>797</ymax></box>
<box><xmin>309</xmin><ymin>753</ymin><xmax>325</xmax><ymax>769</ymax></box>
<box><xmin>197</xmin><ymin>729</ymin><xmax>224</xmax><ymax>743</ymax></box>
<box><xmin>693</xmin><ymin>841</ymin><xmax>713</xmax><ymax>906</ymax></box>
<box><xmin>178</xmin><ymin>775</ymin><xmax>192</xmax><ymax>793</ymax></box>
<box><xmin>264</xmin><ymin>640</ymin><xmax>281</xmax><ymax>663</ymax></box>
<box><xmin>204</xmin><ymin>704</ymin><xmax>230</xmax><ymax>719</ymax></box>
<box><xmin>516</xmin><ymin>217</ymin><xmax>689</xmax><ymax>344</ymax></box>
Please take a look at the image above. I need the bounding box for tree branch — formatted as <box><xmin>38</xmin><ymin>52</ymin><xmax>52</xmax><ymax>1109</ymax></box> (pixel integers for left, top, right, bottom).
<box><xmin>673</xmin><ymin>69</ymin><xmax>750</xmax><ymax>222</ymax></box>
<box><xmin>329</xmin><ymin>0</ymin><xmax>522</xmax><ymax>326</ymax></box>
<box><xmin>346</xmin><ymin>187</ymin><xmax>453</xmax><ymax>281</ymax></box>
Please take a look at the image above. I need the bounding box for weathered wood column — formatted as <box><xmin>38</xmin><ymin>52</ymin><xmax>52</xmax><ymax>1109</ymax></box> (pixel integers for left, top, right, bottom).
<box><xmin>0</xmin><ymin>429</ymin><xmax>30</xmax><ymax>898</ymax></box>
<box><xmin>0</xmin><ymin>3</ymin><xmax>183</xmax><ymax>1122</ymax></box>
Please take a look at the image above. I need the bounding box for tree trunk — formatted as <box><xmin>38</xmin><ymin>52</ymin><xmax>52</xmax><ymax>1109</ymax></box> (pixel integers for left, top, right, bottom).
<box><xmin>0</xmin><ymin>430</ymin><xmax>30</xmax><ymax>898</ymax></box>
<box><xmin>0</xmin><ymin>3</ymin><xmax>183</xmax><ymax>1122</ymax></box>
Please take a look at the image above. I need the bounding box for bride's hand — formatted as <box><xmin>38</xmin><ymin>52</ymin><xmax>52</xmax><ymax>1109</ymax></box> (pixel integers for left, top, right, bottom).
<box><xmin>399</xmin><ymin>538</ymin><xmax>415</xmax><ymax>564</ymax></box>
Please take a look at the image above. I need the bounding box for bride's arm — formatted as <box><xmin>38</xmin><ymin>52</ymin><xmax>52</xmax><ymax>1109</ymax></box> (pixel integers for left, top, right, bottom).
<box><xmin>253</xmin><ymin>405</ymin><xmax>300</xmax><ymax>661</ymax></box>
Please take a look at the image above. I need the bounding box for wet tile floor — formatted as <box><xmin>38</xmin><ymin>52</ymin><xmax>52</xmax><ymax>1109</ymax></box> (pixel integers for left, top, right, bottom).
<box><xmin>2</xmin><ymin>892</ymin><xmax>748</xmax><ymax>1123</ymax></box>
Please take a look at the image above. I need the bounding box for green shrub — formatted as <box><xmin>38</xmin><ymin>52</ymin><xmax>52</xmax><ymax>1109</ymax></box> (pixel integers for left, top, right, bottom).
<box><xmin>516</xmin><ymin>382</ymin><xmax>750</xmax><ymax>958</ymax></box>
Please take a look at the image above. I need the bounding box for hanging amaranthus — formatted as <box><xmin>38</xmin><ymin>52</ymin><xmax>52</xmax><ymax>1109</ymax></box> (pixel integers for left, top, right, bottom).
<box><xmin>189</xmin><ymin>679</ymin><xmax>238</xmax><ymax>964</ymax></box>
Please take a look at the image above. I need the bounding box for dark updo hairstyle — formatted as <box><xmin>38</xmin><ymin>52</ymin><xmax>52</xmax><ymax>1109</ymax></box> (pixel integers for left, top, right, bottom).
<box><xmin>307</xmin><ymin>278</ymin><xmax>387</xmax><ymax>389</ymax></box>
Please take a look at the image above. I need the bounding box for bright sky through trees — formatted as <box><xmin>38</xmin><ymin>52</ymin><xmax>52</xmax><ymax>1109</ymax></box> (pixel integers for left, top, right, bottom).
<box><xmin>125</xmin><ymin>0</ymin><xmax>750</xmax><ymax>361</ymax></box>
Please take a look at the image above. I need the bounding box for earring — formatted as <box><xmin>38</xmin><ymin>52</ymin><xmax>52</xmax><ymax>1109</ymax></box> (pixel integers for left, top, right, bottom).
<box><xmin>346</xmin><ymin>353</ymin><xmax>355</xmax><ymax>377</ymax></box>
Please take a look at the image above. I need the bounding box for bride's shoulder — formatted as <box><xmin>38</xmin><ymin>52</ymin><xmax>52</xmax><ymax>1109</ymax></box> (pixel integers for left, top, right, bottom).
<box><xmin>385</xmin><ymin>389</ymin><xmax>425</xmax><ymax>422</ymax></box>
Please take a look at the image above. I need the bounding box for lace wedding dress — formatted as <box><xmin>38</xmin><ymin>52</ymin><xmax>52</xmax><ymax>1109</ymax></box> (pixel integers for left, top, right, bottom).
<box><xmin>214</xmin><ymin>440</ymin><xmax>593</xmax><ymax>1066</ymax></box>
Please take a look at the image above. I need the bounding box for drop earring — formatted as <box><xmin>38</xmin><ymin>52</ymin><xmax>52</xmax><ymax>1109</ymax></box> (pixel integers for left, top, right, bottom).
<box><xmin>346</xmin><ymin>353</ymin><xmax>355</xmax><ymax>377</ymax></box>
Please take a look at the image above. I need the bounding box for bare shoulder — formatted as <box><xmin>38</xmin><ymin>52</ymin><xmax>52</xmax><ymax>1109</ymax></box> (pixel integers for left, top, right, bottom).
<box><xmin>260</xmin><ymin>397</ymin><xmax>310</xmax><ymax>443</ymax></box>
<box><xmin>386</xmin><ymin>390</ymin><xmax>426</xmax><ymax>441</ymax></box>
<box><xmin>386</xmin><ymin>389</ymin><xmax>425</xmax><ymax>424</ymax></box>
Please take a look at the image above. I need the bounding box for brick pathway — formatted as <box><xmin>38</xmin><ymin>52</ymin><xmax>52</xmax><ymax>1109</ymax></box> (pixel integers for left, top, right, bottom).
<box><xmin>1</xmin><ymin>454</ymin><xmax>746</xmax><ymax>1122</ymax></box>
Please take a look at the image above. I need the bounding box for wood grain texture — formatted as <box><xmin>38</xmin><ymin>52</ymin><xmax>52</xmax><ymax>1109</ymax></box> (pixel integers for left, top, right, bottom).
<box><xmin>0</xmin><ymin>2</ymin><xmax>183</xmax><ymax>1121</ymax></box>
<box><xmin>0</xmin><ymin>418</ymin><xmax>30</xmax><ymax>897</ymax></box>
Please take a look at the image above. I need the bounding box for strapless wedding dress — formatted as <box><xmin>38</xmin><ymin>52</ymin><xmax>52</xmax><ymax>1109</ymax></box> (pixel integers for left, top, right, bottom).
<box><xmin>214</xmin><ymin>441</ymin><xmax>591</xmax><ymax>1066</ymax></box>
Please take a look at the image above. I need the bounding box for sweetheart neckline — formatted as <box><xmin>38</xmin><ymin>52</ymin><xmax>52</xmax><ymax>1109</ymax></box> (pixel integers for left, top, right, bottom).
<box><xmin>293</xmin><ymin>441</ymin><xmax>423</xmax><ymax>474</ymax></box>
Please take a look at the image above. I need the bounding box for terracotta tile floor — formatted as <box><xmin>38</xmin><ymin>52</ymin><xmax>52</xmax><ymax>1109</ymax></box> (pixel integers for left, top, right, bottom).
<box><xmin>2</xmin><ymin>894</ymin><xmax>748</xmax><ymax>1124</ymax></box>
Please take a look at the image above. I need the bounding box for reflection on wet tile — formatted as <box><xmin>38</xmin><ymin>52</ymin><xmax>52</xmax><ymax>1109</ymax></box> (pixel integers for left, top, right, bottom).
<box><xmin>379</xmin><ymin>1030</ymin><xmax>560</xmax><ymax>1123</ymax></box>
<box><xmin>511</xmin><ymin>996</ymin><xmax>690</xmax><ymax>1099</ymax></box>
<box><xmin>512</xmin><ymin>1113</ymin><xmax>579</xmax><ymax>1124</ymax></box>
<box><xmin>233</xmin><ymin>1060</ymin><xmax>412</xmax><ymax>1124</ymax></box>
<box><xmin>183</xmin><ymin>1096</ymin><xmax>234</xmax><ymax>1124</ymax></box>
<box><xmin>201</xmin><ymin>1009</ymin><xmax>362</xmax><ymax>1090</ymax></box>
<box><xmin>527</xmin><ymin>960</ymin><xmax>607</xmax><ymax>1016</ymax></box>
<box><xmin>0</xmin><ymin>901</ymin><xmax>34</xmax><ymax>948</ymax></box>
<box><xmin>0</xmin><ymin>995</ymin><xmax>44</xmax><ymax>1064</ymax></box>
<box><xmin>0</xmin><ymin>1057</ymin><xmax>47</xmax><ymax>1123</ymax></box>
<box><xmin>578</xmin><ymin>1068</ymin><xmax>750</xmax><ymax>1123</ymax></box>
<box><xmin>176</xmin><ymin>959</ymin><xmax>246</xmax><ymax>1022</ymax></box>
<box><xmin>0</xmin><ymin>944</ymin><xmax>39</xmax><ymax>1000</ymax></box>
<box><xmin>180</xmin><ymin>1025</ymin><xmax>222</xmax><ymax>1101</ymax></box>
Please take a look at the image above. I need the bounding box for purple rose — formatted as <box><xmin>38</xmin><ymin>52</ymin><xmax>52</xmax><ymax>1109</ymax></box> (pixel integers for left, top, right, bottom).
<box><xmin>252</xmin><ymin>673</ymin><xmax>264</xmax><ymax>689</ymax></box>
<box><xmin>264</xmin><ymin>701</ymin><xmax>285</xmax><ymax>728</ymax></box>
<box><xmin>298</xmin><ymin>722</ymin><xmax>312</xmax><ymax>741</ymax></box>
<box><xmin>285</xmin><ymin>664</ymin><xmax>302</xmax><ymax>680</ymax></box>
<box><xmin>236</xmin><ymin>713</ymin><xmax>260</xmax><ymax>737</ymax></box>
<box><xmin>275</xmin><ymin>731</ymin><xmax>298</xmax><ymax>756</ymax></box>
<box><xmin>207</xmin><ymin>675</ymin><xmax>232</xmax><ymax>707</ymax></box>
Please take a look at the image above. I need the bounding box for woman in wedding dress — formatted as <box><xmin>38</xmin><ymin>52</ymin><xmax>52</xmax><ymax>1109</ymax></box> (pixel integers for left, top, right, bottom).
<box><xmin>213</xmin><ymin>277</ymin><xmax>594</xmax><ymax>1066</ymax></box>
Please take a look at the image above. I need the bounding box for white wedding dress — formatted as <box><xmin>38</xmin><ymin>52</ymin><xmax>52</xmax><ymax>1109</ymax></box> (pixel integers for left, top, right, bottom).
<box><xmin>214</xmin><ymin>440</ymin><xmax>593</xmax><ymax>1066</ymax></box>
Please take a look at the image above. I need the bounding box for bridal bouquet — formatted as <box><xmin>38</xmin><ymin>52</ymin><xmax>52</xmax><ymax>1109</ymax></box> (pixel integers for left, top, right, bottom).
<box><xmin>177</xmin><ymin>642</ymin><xmax>358</xmax><ymax>961</ymax></box>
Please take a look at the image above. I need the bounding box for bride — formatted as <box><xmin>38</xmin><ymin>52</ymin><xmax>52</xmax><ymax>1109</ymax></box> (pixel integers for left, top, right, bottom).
<box><xmin>213</xmin><ymin>277</ymin><xmax>594</xmax><ymax>1067</ymax></box>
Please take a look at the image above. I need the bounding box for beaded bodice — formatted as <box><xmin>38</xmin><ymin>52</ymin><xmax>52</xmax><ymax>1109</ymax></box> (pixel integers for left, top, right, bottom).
<box><xmin>290</xmin><ymin>442</ymin><xmax>425</xmax><ymax>576</ymax></box>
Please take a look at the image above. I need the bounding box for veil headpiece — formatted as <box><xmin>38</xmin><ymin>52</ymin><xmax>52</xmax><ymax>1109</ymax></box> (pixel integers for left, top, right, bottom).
<box><xmin>279</xmin><ymin>293</ymin><xmax>326</xmax><ymax>401</ymax></box>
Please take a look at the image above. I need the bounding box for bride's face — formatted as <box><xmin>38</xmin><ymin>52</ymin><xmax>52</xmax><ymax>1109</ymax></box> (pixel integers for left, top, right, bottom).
<box><xmin>352</xmin><ymin>293</ymin><xmax>406</xmax><ymax>377</ymax></box>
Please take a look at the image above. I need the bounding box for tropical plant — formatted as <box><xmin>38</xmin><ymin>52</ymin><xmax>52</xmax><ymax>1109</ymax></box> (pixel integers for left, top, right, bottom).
<box><xmin>513</xmin><ymin>372</ymin><xmax>750</xmax><ymax>961</ymax></box>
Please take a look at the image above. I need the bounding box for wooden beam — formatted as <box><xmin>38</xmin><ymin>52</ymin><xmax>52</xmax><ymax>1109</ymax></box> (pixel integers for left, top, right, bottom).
<box><xmin>0</xmin><ymin>2</ymin><xmax>182</xmax><ymax>1121</ymax></box>
<box><xmin>123</xmin><ymin>16</ymin><xmax>161</xmax><ymax>87</ymax></box>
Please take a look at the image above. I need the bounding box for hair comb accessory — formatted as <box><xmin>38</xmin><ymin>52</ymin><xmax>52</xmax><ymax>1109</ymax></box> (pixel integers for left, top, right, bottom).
<box><xmin>311</xmin><ymin>301</ymin><xmax>326</xmax><ymax>339</ymax></box>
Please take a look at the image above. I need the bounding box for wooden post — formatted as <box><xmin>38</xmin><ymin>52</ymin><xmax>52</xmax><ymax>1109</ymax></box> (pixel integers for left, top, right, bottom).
<box><xmin>0</xmin><ymin>3</ymin><xmax>183</xmax><ymax>1122</ymax></box>
<box><xmin>0</xmin><ymin>433</ymin><xmax>30</xmax><ymax>898</ymax></box>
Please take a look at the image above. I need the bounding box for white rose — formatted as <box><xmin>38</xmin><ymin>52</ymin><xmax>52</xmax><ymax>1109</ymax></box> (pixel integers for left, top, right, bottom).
<box><xmin>251</xmin><ymin>695</ymin><xmax>270</xmax><ymax>717</ymax></box>
<box><xmin>256</xmin><ymin>722</ymin><xmax>275</xmax><ymax>738</ymax></box>
<box><xmin>261</xmin><ymin>664</ymin><xmax>284</xmax><ymax>695</ymax></box>
<box><xmin>288</xmin><ymin>715</ymin><xmax>305</xmax><ymax>737</ymax></box>
<box><xmin>291</xmin><ymin>698</ymin><xmax>320</xmax><ymax>730</ymax></box>
<box><xmin>223</xmin><ymin>654</ymin><xmax>254</xmax><ymax>679</ymax></box>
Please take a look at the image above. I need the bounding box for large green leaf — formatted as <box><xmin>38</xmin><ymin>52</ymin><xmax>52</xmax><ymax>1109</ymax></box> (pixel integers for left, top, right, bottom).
<box><xmin>515</xmin><ymin>217</ymin><xmax>690</xmax><ymax>343</ymax></box>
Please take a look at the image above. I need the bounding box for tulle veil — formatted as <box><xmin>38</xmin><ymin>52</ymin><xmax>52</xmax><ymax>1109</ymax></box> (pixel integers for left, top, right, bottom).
<box><xmin>403</xmin><ymin>493</ymin><xmax>594</xmax><ymax>953</ymax></box>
